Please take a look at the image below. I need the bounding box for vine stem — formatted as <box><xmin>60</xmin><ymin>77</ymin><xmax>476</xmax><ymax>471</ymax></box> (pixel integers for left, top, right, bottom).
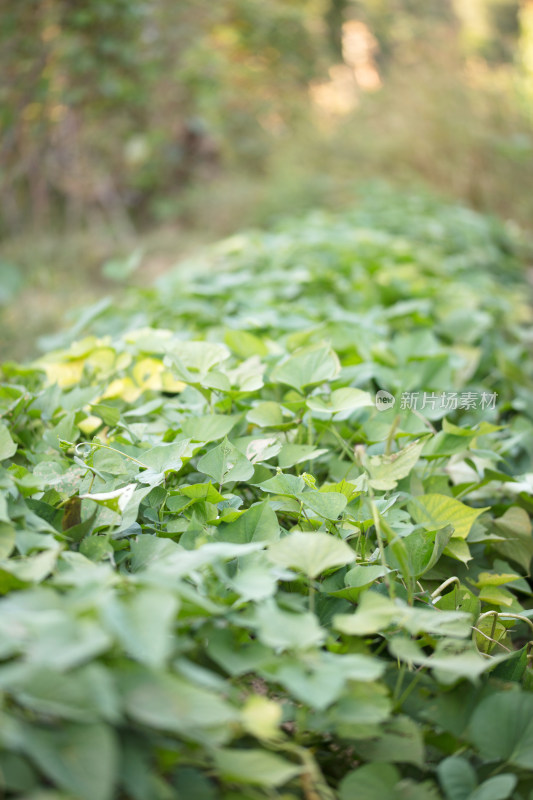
<box><xmin>472</xmin><ymin>609</ymin><xmax>533</xmax><ymax>657</ymax></box>
<box><xmin>309</xmin><ymin>581</ymin><xmax>316</xmax><ymax>613</ymax></box>
<box><xmin>75</xmin><ymin>440</ymin><xmax>149</xmax><ymax>469</ymax></box>
<box><xmin>471</xmin><ymin>626</ymin><xmax>512</xmax><ymax>656</ymax></box>
<box><xmin>369</xmin><ymin>488</ymin><xmax>395</xmax><ymax>600</ymax></box>
<box><xmin>329</xmin><ymin>426</ymin><xmax>357</xmax><ymax>461</ymax></box>
<box><xmin>431</xmin><ymin>576</ymin><xmax>460</xmax><ymax>605</ymax></box>
<box><xmin>394</xmin><ymin>665</ymin><xmax>424</xmax><ymax>710</ymax></box>
<box><xmin>385</xmin><ymin>414</ymin><xmax>401</xmax><ymax>455</ymax></box>
<box><xmin>476</xmin><ymin>609</ymin><xmax>533</xmax><ymax>636</ymax></box>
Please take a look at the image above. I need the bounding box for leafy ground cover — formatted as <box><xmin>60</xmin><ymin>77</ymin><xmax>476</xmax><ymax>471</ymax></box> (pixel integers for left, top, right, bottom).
<box><xmin>1</xmin><ymin>193</ymin><xmax>533</xmax><ymax>799</ymax></box>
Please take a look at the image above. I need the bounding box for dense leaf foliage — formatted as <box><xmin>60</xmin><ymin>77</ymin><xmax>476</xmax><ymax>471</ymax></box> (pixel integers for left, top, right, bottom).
<box><xmin>1</xmin><ymin>194</ymin><xmax>533</xmax><ymax>799</ymax></box>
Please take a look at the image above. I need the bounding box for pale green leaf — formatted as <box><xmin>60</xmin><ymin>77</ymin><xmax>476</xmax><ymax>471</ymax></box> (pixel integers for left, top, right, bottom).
<box><xmin>259</xmin><ymin>473</ymin><xmax>305</xmax><ymax>495</ymax></box>
<box><xmin>339</xmin><ymin>763</ymin><xmax>400</xmax><ymax>800</ymax></box>
<box><xmin>278</xmin><ymin>444</ymin><xmax>328</xmax><ymax>468</ymax></box>
<box><xmin>368</xmin><ymin>440</ymin><xmax>425</xmax><ymax>490</ymax></box>
<box><xmin>255</xmin><ymin>600</ymin><xmax>325</xmax><ymax>650</ymax></box>
<box><xmin>79</xmin><ymin>483</ymin><xmax>136</xmax><ymax>513</ymax></box>
<box><xmin>270</xmin><ymin>344</ymin><xmax>340</xmax><ymax>391</ymax></box>
<box><xmin>246</xmin><ymin>401</ymin><xmax>284</xmax><ymax>428</ymax></box>
<box><xmin>492</xmin><ymin>507</ymin><xmax>533</xmax><ymax>572</ymax></box>
<box><xmin>296</xmin><ymin>490</ymin><xmax>347</xmax><ymax>519</ymax></box>
<box><xmin>268</xmin><ymin>531</ymin><xmax>355</xmax><ymax>578</ymax></box>
<box><xmin>356</xmin><ymin>715</ymin><xmax>425</xmax><ymax>766</ymax></box>
<box><xmin>181</xmin><ymin>414</ymin><xmax>239</xmax><ymax>442</ymax></box>
<box><xmin>409</xmin><ymin>494</ymin><xmax>488</xmax><ymax>539</ymax></box>
<box><xmin>0</xmin><ymin>523</ymin><xmax>15</xmax><ymax>560</ymax></box>
<box><xmin>219</xmin><ymin>501</ymin><xmax>280</xmax><ymax>543</ymax></box>
<box><xmin>0</xmin><ymin>425</ymin><xmax>17</xmax><ymax>460</ymax></box>
<box><xmin>307</xmin><ymin>387</ymin><xmax>373</xmax><ymax>414</ymax></box>
<box><xmin>213</xmin><ymin>748</ymin><xmax>301</xmax><ymax>788</ymax></box>
<box><xmin>198</xmin><ymin>438</ymin><xmax>254</xmax><ymax>485</ymax></box>
<box><xmin>123</xmin><ymin>671</ymin><xmax>238</xmax><ymax>735</ymax></box>
<box><xmin>102</xmin><ymin>589</ymin><xmax>179</xmax><ymax>668</ymax></box>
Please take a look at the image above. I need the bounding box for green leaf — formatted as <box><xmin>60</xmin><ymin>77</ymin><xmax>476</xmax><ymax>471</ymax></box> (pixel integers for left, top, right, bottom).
<box><xmin>197</xmin><ymin>438</ymin><xmax>254</xmax><ymax>485</ymax></box>
<box><xmin>492</xmin><ymin>507</ymin><xmax>533</xmax><ymax>573</ymax></box>
<box><xmin>259</xmin><ymin>473</ymin><xmax>305</xmax><ymax>495</ymax></box>
<box><xmin>178</xmin><ymin>483</ymin><xmax>225</xmax><ymax>503</ymax></box>
<box><xmin>0</xmin><ymin>425</ymin><xmax>17</xmax><ymax>460</ymax></box>
<box><xmin>231</xmin><ymin>560</ymin><xmax>277</xmax><ymax>601</ymax></box>
<box><xmin>0</xmin><ymin>493</ymin><xmax>8</xmax><ymax>523</ymax></box>
<box><xmin>141</xmin><ymin>441</ymin><xmax>190</xmax><ymax>473</ymax></box>
<box><xmin>102</xmin><ymin>589</ymin><xmax>179</xmax><ymax>668</ymax></box>
<box><xmin>470</xmin><ymin>775</ymin><xmax>517</xmax><ymax>800</ymax></box>
<box><xmin>219</xmin><ymin>501</ymin><xmax>280</xmax><ymax>543</ymax></box>
<box><xmin>356</xmin><ymin>715</ymin><xmax>425</xmax><ymax>766</ymax></box>
<box><xmin>245</xmin><ymin>436</ymin><xmax>281</xmax><ymax>463</ymax></box>
<box><xmin>334</xmin><ymin>591</ymin><xmax>398</xmax><ymax>636</ymax></box>
<box><xmin>246</xmin><ymin>401</ymin><xmax>284</xmax><ymax>428</ymax></box>
<box><xmin>79</xmin><ymin>483</ymin><xmax>136</xmax><ymax>513</ymax></box>
<box><xmin>0</xmin><ymin>550</ymin><xmax>58</xmax><ymax>584</ymax></box>
<box><xmin>296</xmin><ymin>490</ymin><xmax>347</xmax><ymax>519</ymax></box>
<box><xmin>339</xmin><ymin>763</ymin><xmax>401</xmax><ymax>800</ymax></box>
<box><xmin>409</xmin><ymin>494</ymin><xmax>488</xmax><ymax>539</ymax></box>
<box><xmin>224</xmin><ymin>329</ymin><xmax>268</xmax><ymax>358</ymax></box>
<box><xmin>331</xmin><ymin>564</ymin><xmax>389</xmax><ymax>601</ymax></box>
<box><xmin>80</xmin><ymin>535</ymin><xmax>113</xmax><ymax>562</ymax></box>
<box><xmin>469</xmin><ymin>691</ymin><xmax>533</xmax><ymax>769</ymax></box>
<box><xmin>270</xmin><ymin>344</ymin><xmax>340</xmax><ymax>391</ymax></box>
<box><xmin>213</xmin><ymin>749</ymin><xmax>301</xmax><ymax>788</ymax></box>
<box><xmin>367</xmin><ymin>440</ymin><xmax>426</xmax><ymax>490</ymax></box>
<box><xmin>0</xmin><ymin>751</ymin><xmax>37</xmax><ymax>793</ymax></box>
<box><xmin>268</xmin><ymin>531</ymin><xmax>355</xmax><ymax>578</ymax></box>
<box><xmin>390</xmin><ymin>638</ymin><xmax>504</xmax><ymax>683</ymax></box>
<box><xmin>0</xmin><ymin>523</ymin><xmax>15</xmax><ymax>559</ymax></box>
<box><xmin>241</xmin><ymin>695</ymin><xmax>282</xmax><ymax>740</ymax></box>
<box><xmin>181</xmin><ymin>414</ymin><xmax>239</xmax><ymax>442</ymax></box>
<box><xmin>388</xmin><ymin>526</ymin><xmax>453</xmax><ymax>578</ymax></box>
<box><xmin>173</xmin><ymin>767</ymin><xmax>218</xmax><ymax>800</ymax></box>
<box><xmin>168</xmin><ymin>341</ymin><xmax>230</xmax><ymax>378</ymax></box>
<box><xmin>490</xmin><ymin>645</ymin><xmax>529</xmax><ymax>683</ymax></box>
<box><xmin>267</xmin><ymin>652</ymin><xmax>384</xmax><ymax>710</ymax></box>
<box><xmin>307</xmin><ymin>387</ymin><xmax>373</xmax><ymax>414</ymax></box>
<box><xmin>206</xmin><ymin>628</ymin><xmax>272</xmax><ymax>676</ymax></box>
<box><xmin>6</xmin><ymin>664</ymin><xmax>119</xmax><ymax>724</ymax></box>
<box><xmin>90</xmin><ymin>403</ymin><xmax>120</xmax><ymax>427</ymax></box>
<box><xmin>437</xmin><ymin>756</ymin><xmax>477</xmax><ymax>800</ymax></box>
<box><xmin>255</xmin><ymin>600</ymin><xmax>325</xmax><ymax>650</ymax></box>
<box><xmin>123</xmin><ymin>671</ymin><xmax>238</xmax><ymax>736</ymax></box>
<box><xmin>335</xmin><ymin>591</ymin><xmax>472</xmax><ymax>638</ymax></box>
<box><xmin>277</xmin><ymin>444</ymin><xmax>328</xmax><ymax>468</ymax></box>
<box><xmin>21</xmin><ymin>723</ymin><xmax>116</xmax><ymax>800</ymax></box>
<box><xmin>443</xmin><ymin>538</ymin><xmax>473</xmax><ymax>564</ymax></box>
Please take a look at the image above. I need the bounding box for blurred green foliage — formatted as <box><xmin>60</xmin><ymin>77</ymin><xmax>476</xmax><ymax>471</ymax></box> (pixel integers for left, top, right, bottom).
<box><xmin>2</xmin><ymin>0</ymin><xmax>533</xmax><ymax>362</ymax></box>
<box><xmin>1</xmin><ymin>191</ymin><xmax>533</xmax><ymax>799</ymax></box>
<box><xmin>1</xmin><ymin>0</ymin><xmax>533</xmax><ymax>235</ymax></box>
<box><xmin>1</xmin><ymin>0</ymin><xmax>327</xmax><ymax>231</ymax></box>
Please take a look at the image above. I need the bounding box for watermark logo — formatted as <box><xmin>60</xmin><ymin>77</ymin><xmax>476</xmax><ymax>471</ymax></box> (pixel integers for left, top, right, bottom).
<box><xmin>375</xmin><ymin>390</ymin><xmax>396</xmax><ymax>411</ymax></box>
<box><xmin>375</xmin><ymin>390</ymin><xmax>498</xmax><ymax>412</ymax></box>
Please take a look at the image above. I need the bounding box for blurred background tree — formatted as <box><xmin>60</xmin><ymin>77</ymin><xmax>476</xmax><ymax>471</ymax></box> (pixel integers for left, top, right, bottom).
<box><xmin>1</xmin><ymin>0</ymin><xmax>532</xmax><ymax>357</ymax></box>
<box><xmin>0</xmin><ymin>0</ymin><xmax>329</xmax><ymax>233</ymax></box>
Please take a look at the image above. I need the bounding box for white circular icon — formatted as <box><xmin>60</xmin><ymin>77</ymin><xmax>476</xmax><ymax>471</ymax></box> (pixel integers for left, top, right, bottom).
<box><xmin>375</xmin><ymin>390</ymin><xmax>395</xmax><ymax>411</ymax></box>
